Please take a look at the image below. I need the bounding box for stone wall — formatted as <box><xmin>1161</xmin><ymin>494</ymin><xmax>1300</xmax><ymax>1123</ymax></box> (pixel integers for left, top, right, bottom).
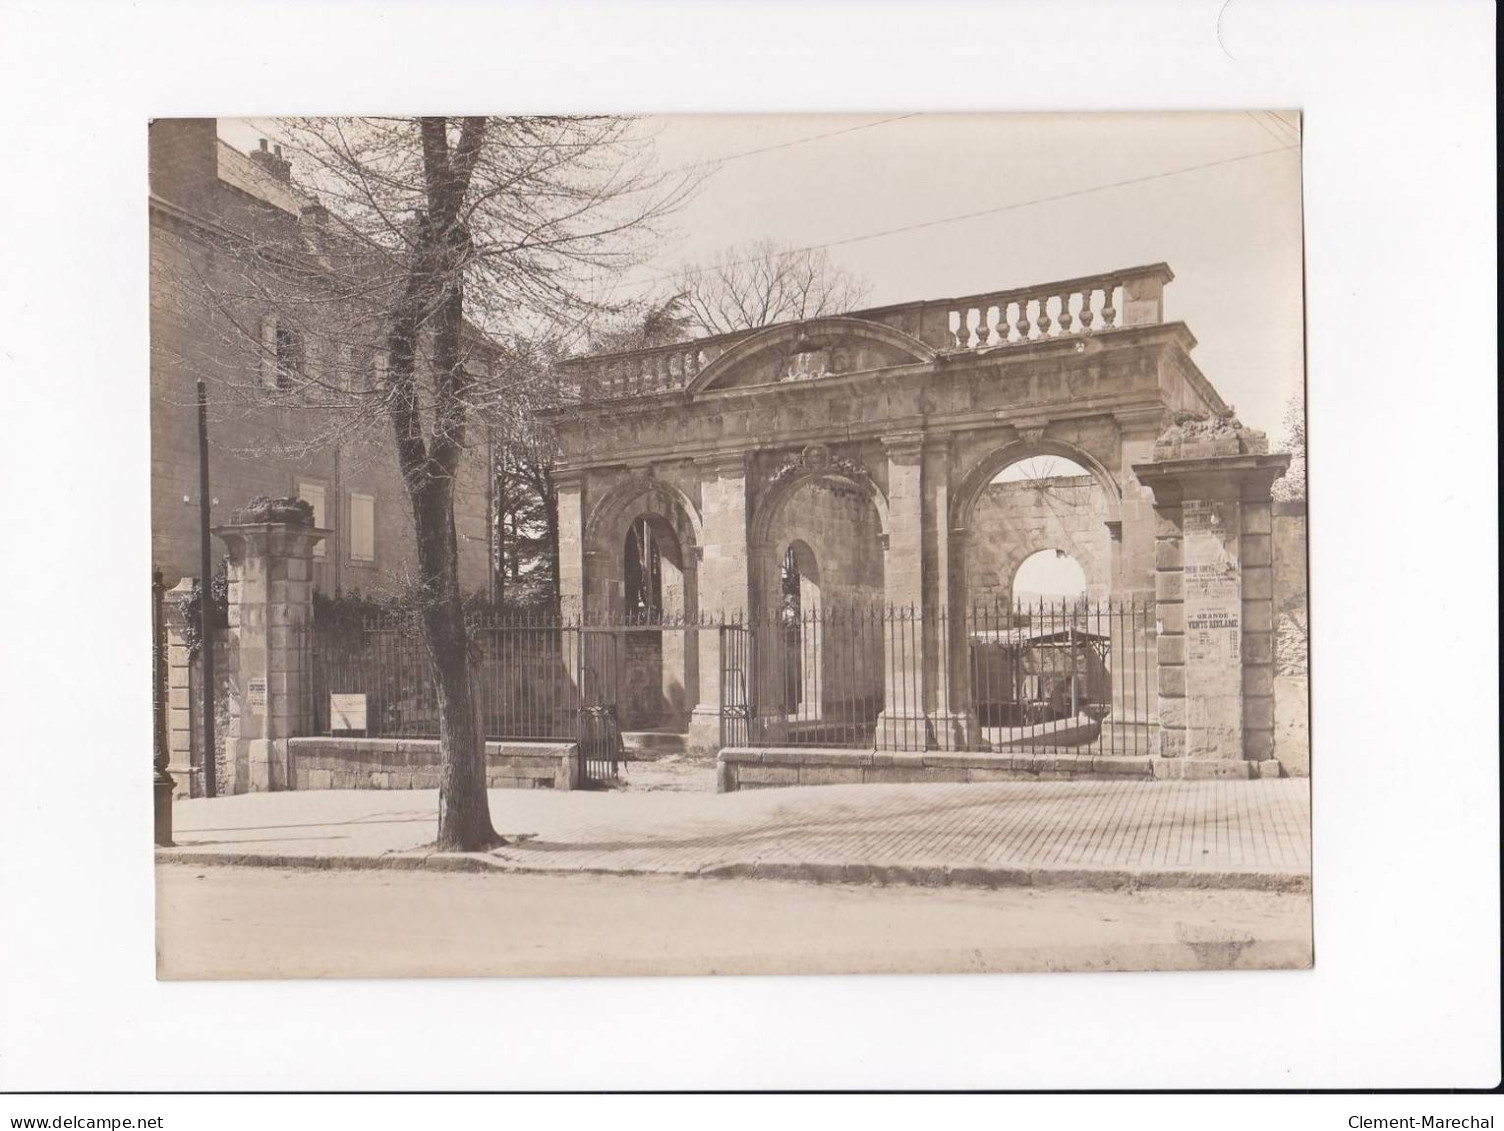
<box><xmin>1272</xmin><ymin>502</ymin><xmax>1309</xmax><ymax>776</ymax></box>
<box><xmin>287</xmin><ymin>738</ymin><xmax>580</xmax><ymax>791</ymax></box>
<box><xmin>717</xmin><ymin>746</ymin><xmax>1162</xmax><ymax>791</ymax></box>
<box><xmin>965</xmin><ymin>475</ymin><xmax>1112</xmax><ymax>606</ymax></box>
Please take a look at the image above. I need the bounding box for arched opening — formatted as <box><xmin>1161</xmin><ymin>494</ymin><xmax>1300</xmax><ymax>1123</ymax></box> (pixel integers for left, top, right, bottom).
<box><xmin>965</xmin><ymin>453</ymin><xmax>1112</xmax><ymax>610</ymax></box>
<box><xmin>756</xmin><ymin>473</ymin><xmax>886</xmax><ymax>741</ymax></box>
<box><xmin>624</xmin><ymin>516</ymin><xmax>666</xmax><ymax>620</ymax></box>
<box><xmin>779</xmin><ymin>541</ymin><xmax>822</xmax><ymax>713</ymax></box>
<box><xmin>961</xmin><ymin>449</ymin><xmax>1116</xmax><ymax>747</ymax></box>
<box><xmin>1011</xmin><ymin>547</ymin><xmax>1088</xmax><ymax>608</ymax></box>
<box><xmin>613</xmin><ymin>510</ymin><xmax>694</xmax><ymax>732</ymax></box>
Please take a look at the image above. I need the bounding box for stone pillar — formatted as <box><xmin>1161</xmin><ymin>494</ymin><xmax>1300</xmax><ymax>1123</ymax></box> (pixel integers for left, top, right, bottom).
<box><xmin>877</xmin><ymin>433</ymin><xmax>927</xmax><ymax>748</ymax></box>
<box><xmin>215</xmin><ymin>499</ymin><xmax>328</xmax><ymax>793</ymax></box>
<box><xmin>924</xmin><ymin>441</ymin><xmax>967</xmax><ymax>749</ymax></box>
<box><xmin>943</xmin><ymin>528</ymin><xmax>981</xmax><ymax>750</ymax></box>
<box><xmin>1133</xmin><ymin>416</ymin><xmax>1288</xmax><ymax>777</ymax></box>
<box><xmin>688</xmin><ymin>452</ymin><xmax>750</xmax><ymax>754</ymax></box>
<box><xmin>555</xmin><ymin>467</ymin><xmax>586</xmax><ymax>621</ymax></box>
<box><xmin>163</xmin><ymin>579</ymin><xmax>199</xmax><ymax>798</ymax></box>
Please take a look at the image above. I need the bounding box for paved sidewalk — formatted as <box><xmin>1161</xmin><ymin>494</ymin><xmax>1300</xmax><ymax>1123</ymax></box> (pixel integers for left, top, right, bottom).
<box><xmin>158</xmin><ymin>777</ymin><xmax>1311</xmax><ymax>891</ymax></box>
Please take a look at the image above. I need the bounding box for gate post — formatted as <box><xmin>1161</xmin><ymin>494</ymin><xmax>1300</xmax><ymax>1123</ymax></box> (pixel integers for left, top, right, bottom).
<box><xmin>162</xmin><ymin>578</ymin><xmax>200</xmax><ymax>797</ymax></box>
<box><xmin>1133</xmin><ymin>415</ymin><xmax>1289</xmax><ymax>777</ymax></box>
<box><xmin>214</xmin><ymin>497</ymin><xmax>329</xmax><ymax>792</ymax></box>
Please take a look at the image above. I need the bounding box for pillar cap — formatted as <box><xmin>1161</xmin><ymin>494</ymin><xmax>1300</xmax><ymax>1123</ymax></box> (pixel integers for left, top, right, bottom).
<box><xmin>1132</xmin><ymin>452</ymin><xmax>1291</xmax><ymax>504</ymax></box>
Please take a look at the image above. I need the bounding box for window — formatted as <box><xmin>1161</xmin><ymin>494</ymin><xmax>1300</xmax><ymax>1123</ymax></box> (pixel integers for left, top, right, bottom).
<box><xmin>298</xmin><ymin>482</ymin><xmax>326</xmax><ymax>557</ymax></box>
<box><xmin>261</xmin><ymin>315</ymin><xmax>299</xmax><ymax>389</ymax></box>
<box><xmin>336</xmin><ymin>345</ymin><xmax>353</xmax><ymax>392</ymax></box>
<box><xmin>350</xmin><ymin>492</ymin><xmax>375</xmax><ymax>563</ymax></box>
<box><xmin>275</xmin><ymin>324</ymin><xmax>298</xmax><ymax>389</ymax></box>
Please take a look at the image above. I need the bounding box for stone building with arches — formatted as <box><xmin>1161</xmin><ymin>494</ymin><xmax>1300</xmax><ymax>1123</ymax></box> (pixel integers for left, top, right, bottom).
<box><xmin>544</xmin><ymin>263</ymin><xmax>1293</xmax><ymax>774</ymax></box>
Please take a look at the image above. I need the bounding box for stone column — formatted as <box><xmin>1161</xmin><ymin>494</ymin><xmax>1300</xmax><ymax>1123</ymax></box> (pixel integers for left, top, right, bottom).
<box><xmin>1133</xmin><ymin>416</ymin><xmax>1288</xmax><ymax>777</ymax></box>
<box><xmin>688</xmin><ymin>452</ymin><xmax>750</xmax><ymax>755</ymax></box>
<box><xmin>877</xmin><ymin>433</ymin><xmax>928</xmax><ymax>748</ymax></box>
<box><xmin>215</xmin><ymin>500</ymin><xmax>327</xmax><ymax>793</ymax></box>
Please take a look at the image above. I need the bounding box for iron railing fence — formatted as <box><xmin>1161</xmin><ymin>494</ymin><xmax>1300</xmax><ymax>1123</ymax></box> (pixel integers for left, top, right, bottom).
<box><xmin>721</xmin><ymin>599</ymin><xmax>1156</xmax><ymax>756</ymax></box>
<box><xmin>305</xmin><ymin>612</ymin><xmax>594</xmax><ymax>743</ymax></box>
<box><xmin>302</xmin><ymin>599</ymin><xmax>1156</xmax><ymax>761</ymax></box>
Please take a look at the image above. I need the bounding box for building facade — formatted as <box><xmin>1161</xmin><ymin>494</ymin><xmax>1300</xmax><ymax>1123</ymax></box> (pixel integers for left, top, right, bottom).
<box><xmin>149</xmin><ymin>119</ymin><xmax>494</xmax><ymax>596</ymax></box>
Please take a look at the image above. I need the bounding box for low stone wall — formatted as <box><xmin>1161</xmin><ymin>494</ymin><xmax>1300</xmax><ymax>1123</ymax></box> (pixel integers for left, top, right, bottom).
<box><xmin>716</xmin><ymin>747</ymin><xmax>1159</xmax><ymax>792</ymax></box>
<box><xmin>287</xmin><ymin>737</ymin><xmax>579</xmax><ymax>791</ymax></box>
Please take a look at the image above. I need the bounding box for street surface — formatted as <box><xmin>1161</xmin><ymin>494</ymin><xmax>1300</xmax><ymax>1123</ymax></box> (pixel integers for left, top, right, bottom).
<box><xmin>162</xmin><ymin>777</ymin><xmax>1311</xmax><ymax>884</ymax></box>
<box><xmin>156</xmin><ymin>864</ymin><xmax>1312</xmax><ymax>979</ymax></box>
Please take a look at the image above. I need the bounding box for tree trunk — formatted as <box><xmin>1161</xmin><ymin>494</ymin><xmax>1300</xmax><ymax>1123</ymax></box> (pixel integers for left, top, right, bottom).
<box><xmin>413</xmin><ymin>475</ymin><xmax>498</xmax><ymax>852</ymax></box>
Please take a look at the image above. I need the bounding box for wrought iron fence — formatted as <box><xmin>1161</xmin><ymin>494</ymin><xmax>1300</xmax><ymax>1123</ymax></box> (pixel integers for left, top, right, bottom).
<box><xmin>721</xmin><ymin>599</ymin><xmax>1155</xmax><ymax>756</ymax></box>
<box><xmin>303</xmin><ymin>611</ymin><xmax>630</xmax><ymax>784</ymax></box>
<box><xmin>306</xmin><ymin>611</ymin><xmax>585</xmax><ymax>742</ymax></box>
<box><xmin>303</xmin><ymin>599</ymin><xmax>1155</xmax><ymax>766</ymax></box>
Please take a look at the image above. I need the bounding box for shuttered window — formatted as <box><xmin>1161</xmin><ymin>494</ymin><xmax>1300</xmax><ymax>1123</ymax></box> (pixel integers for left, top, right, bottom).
<box><xmin>297</xmin><ymin>482</ymin><xmax>326</xmax><ymax>557</ymax></box>
<box><xmin>350</xmin><ymin>492</ymin><xmax>375</xmax><ymax>563</ymax></box>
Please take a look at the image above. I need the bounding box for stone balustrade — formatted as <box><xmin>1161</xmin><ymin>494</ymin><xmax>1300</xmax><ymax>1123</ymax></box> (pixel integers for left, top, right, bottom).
<box><xmin>557</xmin><ymin>263</ymin><xmax>1175</xmax><ymax>401</ymax></box>
<box><xmin>559</xmin><ymin>340</ymin><xmax>734</xmax><ymax>401</ymax></box>
<box><xmin>932</xmin><ymin>263</ymin><xmax>1174</xmax><ymax>351</ymax></box>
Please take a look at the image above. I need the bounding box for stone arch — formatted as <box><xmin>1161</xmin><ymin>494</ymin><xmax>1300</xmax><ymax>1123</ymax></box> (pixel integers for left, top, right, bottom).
<box><xmin>582</xmin><ymin>476</ymin><xmax>703</xmax><ymax>730</ymax></box>
<box><xmin>751</xmin><ymin>463</ymin><xmax>890</xmax><ymax>549</ymax></box>
<box><xmin>1006</xmin><ymin>545</ymin><xmax>1098</xmax><ymax>606</ymax></box>
<box><xmin>585</xmin><ymin>474</ymin><xmax>704</xmax><ymax>561</ymax></box>
<box><xmin>951</xmin><ymin>436</ymin><xmax>1122</xmax><ymax>534</ymax></box>
<box><xmin>685</xmin><ymin>317</ymin><xmax>937</xmax><ymax>397</ymax></box>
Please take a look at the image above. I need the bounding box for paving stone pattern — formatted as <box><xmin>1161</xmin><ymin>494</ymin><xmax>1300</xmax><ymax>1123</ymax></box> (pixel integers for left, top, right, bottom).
<box><xmin>165</xmin><ymin>779</ymin><xmax>1310</xmax><ymax>882</ymax></box>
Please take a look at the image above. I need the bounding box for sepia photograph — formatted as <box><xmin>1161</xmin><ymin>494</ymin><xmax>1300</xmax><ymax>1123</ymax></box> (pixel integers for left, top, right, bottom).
<box><xmin>148</xmin><ymin>111</ymin><xmax>1312</xmax><ymax>979</ymax></box>
<box><xmin>2</xmin><ymin>0</ymin><xmax>1498</xmax><ymax>1105</ymax></box>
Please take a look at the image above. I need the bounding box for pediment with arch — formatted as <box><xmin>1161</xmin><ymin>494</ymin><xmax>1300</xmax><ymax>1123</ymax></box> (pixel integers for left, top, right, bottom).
<box><xmin>685</xmin><ymin>317</ymin><xmax>937</xmax><ymax>397</ymax></box>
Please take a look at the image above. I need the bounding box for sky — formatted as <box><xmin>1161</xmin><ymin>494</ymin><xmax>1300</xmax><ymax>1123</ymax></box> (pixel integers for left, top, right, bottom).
<box><xmin>219</xmin><ymin>112</ymin><xmax>1304</xmax><ymax>444</ymax></box>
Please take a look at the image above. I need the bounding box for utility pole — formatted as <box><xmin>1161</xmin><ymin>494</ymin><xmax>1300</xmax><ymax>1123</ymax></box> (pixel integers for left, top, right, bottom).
<box><xmin>152</xmin><ymin>567</ymin><xmax>174</xmax><ymax>845</ymax></box>
<box><xmin>197</xmin><ymin>379</ymin><xmax>217</xmax><ymax>799</ymax></box>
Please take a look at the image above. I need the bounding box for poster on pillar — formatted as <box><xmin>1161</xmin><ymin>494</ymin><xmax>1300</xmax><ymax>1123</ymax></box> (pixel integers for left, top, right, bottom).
<box><xmin>1182</xmin><ymin>500</ymin><xmax>1241</xmax><ymax>666</ymax></box>
<box><xmin>149</xmin><ymin>111</ymin><xmax>1310</xmax><ymax>983</ymax></box>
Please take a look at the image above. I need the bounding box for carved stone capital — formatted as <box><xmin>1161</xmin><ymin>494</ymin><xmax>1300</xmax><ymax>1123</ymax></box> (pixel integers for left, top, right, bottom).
<box><xmin>698</xmin><ymin>449</ymin><xmax>751</xmax><ymax>479</ymax></box>
<box><xmin>881</xmin><ymin>432</ymin><xmax>926</xmax><ymax>463</ymax></box>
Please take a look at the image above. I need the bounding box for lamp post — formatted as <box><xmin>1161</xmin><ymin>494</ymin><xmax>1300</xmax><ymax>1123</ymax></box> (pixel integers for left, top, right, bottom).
<box><xmin>197</xmin><ymin>378</ymin><xmax>218</xmax><ymax>798</ymax></box>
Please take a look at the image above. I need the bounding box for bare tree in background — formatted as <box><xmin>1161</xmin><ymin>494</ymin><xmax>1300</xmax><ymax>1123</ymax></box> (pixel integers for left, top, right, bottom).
<box><xmin>1273</xmin><ymin>390</ymin><xmax>1306</xmax><ymax>502</ymax></box>
<box><xmin>673</xmin><ymin>238</ymin><xmax>870</xmax><ymax>337</ymax></box>
<box><xmin>485</xmin><ymin>242</ymin><xmax>869</xmax><ymax>606</ymax></box>
<box><xmin>156</xmin><ymin>116</ymin><xmax>688</xmax><ymax>850</ymax></box>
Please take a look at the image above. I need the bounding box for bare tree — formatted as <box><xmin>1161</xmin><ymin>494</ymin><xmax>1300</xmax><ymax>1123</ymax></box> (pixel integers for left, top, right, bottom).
<box><xmin>1273</xmin><ymin>390</ymin><xmax>1306</xmax><ymax>502</ymax></box>
<box><xmin>673</xmin><ymin>239</ymin><xmax>870</xmax><ymax>337</ymax></box>
<box><xmin>156</xmin><ymin>117</ymin><xmax>688</xmax><ymax>850</ymax></box>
